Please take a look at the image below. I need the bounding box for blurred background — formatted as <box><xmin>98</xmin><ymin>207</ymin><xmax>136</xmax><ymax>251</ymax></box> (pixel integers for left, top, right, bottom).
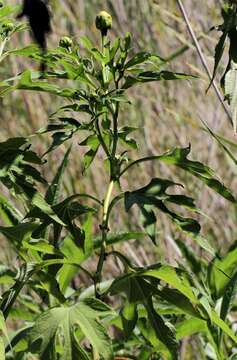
<box><xmin>2</xmin><ymin>0</ymin><xmax>237</xmax><ymax>271</ymax></box>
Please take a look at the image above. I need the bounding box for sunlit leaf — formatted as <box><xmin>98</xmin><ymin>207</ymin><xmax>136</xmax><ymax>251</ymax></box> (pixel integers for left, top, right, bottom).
<box><xmin>29</xmin><ymin>300</ymin><xmax>113</xmax><ymax>359</ymax></box>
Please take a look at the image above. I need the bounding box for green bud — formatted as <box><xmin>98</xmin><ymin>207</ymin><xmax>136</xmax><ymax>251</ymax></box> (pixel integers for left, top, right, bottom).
<box><xmin>2</xmin><ymin>22</ymin><xmax>14</xmax><ymax>35</ymax></box>
<box><xmin>59</xmin><ymin>36</ymin><xmax>73</xmax><ymax>49</ymax></box>
<box><xmin>95</xmin><ymin>11</ymin><xmax>112</xmax><ymax>36</ymax></box>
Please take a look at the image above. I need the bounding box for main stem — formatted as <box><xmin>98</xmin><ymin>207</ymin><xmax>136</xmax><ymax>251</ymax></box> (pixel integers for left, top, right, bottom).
<box><xmin>101</xmin><ymin>34</ymin><xmax>107</xmax><ymax>88</ymax></box>
<box><xmin>95</xmin><ymin>180</ymin><xmax>114</xmax><ymax>296</ymax></box>
<box><xmin>94</xmin><ymin>32</ymin><xmax>119</xmax><ymax>296</ymax></box>
<box><xmin>0</xmin><ymin>39</ymin><xmax>7</xmax><ymax>61</ymax></box>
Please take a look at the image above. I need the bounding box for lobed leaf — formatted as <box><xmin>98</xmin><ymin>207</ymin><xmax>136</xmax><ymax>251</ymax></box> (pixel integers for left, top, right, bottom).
<box><xmin>29</xmin><ymin>300</ymin><xmax>113</xmax><ymax>359</ymax></box>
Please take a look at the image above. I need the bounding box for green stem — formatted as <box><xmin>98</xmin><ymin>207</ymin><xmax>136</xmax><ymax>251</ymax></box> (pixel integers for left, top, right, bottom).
<box><xmin>103</xmin><ymin>180</ymin><xmax>114</xmax><ymax>223</ymax></box>
<box><xmin>120</xmin><ymin>155</ymin><xmax>162</xmax><ymax>177</ymax></box>
<box><xmin>0</xmin><ymin>38</ymin><xmax>7</xmax><ymax>62</ymax></box>
<box><xmin>111</xmin><ymin>103</ymin><xmax>119</xmax><ymax>159</ymax></box>
<box><xmin>107</xmin><ymin>192</ymin><xmax>124</xmax><ymax>219</ymax></box>
<box><xmin>109</xmin><ymin>83</ymin><xmax>120</xmax><ymax>180</ymax></box>
<box><xmin>94</xmin><ymin>32</ymin><xmax>121</xmax><ymax>295</ymax></box>
<box><xmin>101</xmin><ymin>35</ymin><xmax>107</xmax><ymax>88</ymax></box>
<box><xmin>95</xmin><ymin>118</ymin><xmax>110</xmax><ymax>158</ymax></box>
<box><xmin>95</xmin><ymin>180</ymin><xmax>114</xmax><ymax>296</ymax></box>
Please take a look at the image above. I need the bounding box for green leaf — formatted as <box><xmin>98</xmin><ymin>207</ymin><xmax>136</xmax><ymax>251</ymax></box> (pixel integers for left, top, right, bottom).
<box><xmin>193</xmin><ymin>235</ymin><xmax>216</xmax><ymax>257</ymax></box>
<box><xmin>57</xmin><ymin>264</ymin><xmax>78</xmax><ymax>294</ymax></box>
<box><xmin>121</xmin><ymin>264</ymin><xmax>237</xmax><ymax>345</ymax></box>
<box><xmin>124</xmin><ymin>52</ymin><xmax>152</xmax><ymax>69</ymax></box>
<box><xmin>0</xmin><ymin>264</ymin><xmax>35</xmax><ymax>318</ymax></box>
<box><xmin>207</xmin><ymin>31</ymin><xmax>227</xmax><ymax>91</ymax></box>
<box><xmin>60</xmin><ymin>235</ymin><xmax>86</xmax><ymax>263</ymax></box>
<box><xmin>0</xmin><ymin>138</ymin><xmax>63</xmax><ymax>227</ymax></box>
<box><xmin>23</xmin><ymin>239</ymin><xmax>58</xmax><ymax>255</ymax></box>
<box><xmin>36</xmin><ymin>271</ymin><xmax>66</xmax><ymax>304</ymax></box>
<box><xmin>57</xmin><ymin>214</ymin><xmax>93</xmax><ymax>293</ymax></box>
<box><xmin>118</xmin><ymin>126</ymin><xmax>138</xmax><ymax>149</ymax></box>
<box><xmin>176</xmin><ymin>318</ymin><xmax>207</xmax><ymax>340</ymax></box>
<box><xmin>109</xmin><ymin>273</ymin><xmax>154</xmax><ymax>303</ymax></box>
<box><xmin>125</xmin><ymin>178</ymin><xmax>201</xmax><ymax>243</ymax></box>
<box><xmin>0</xmin><ymin>338</ymin><xmax>4</xmax><ymax>359</ymax></box>
<box><xmin>123</xmin><ymin>71</ymin><xmax>196</xmax><ymax>89</ymax></box>
<box><xmin>29</xmin><ymin>300</ymin><xmax>113</xmax><ymax>359</ymax></box>
<box><xmin>59</xmin><ymin>231</ymin><xmax>144</xmax><ymax>294</ymax></box>
<box><xmin>80</xmin><ymin>135</ymin><xmax>100</xmax><ymax>172</ymax></box>
<box><xmin>211</xmin><ymin>309</ymin><xmax>237</xmax><ymax>343</ymax></box>
<box><xmin>0</xmin><ymin>137</ymin><xmax>45</xmax><ymax>194</ymax></box>
<box><xmin>122</xmin><ymin>146</ymin><xmax>236</xmax><ymax>203</ymax></box>
<box><xmin>8</xmin><ymin>44</ymin><xmax>40</xmax><ymax>57</ymax></box>
<box><xmin>53</xmin><ymin>103</ymin><xmax>92</xmax><ymax>116</ymax></box>
<box><xmin>0</xmin><ymin>222</ymin><xmax>38</xmax><ymax>245</ymax></box>
<box><xmin>109</xmin><ymin>273</ymin><xmax>177</xmax><ymax>358</ymax></box>
<box><xmin>141</xmin><ymin>264</ymin><xmax>198</xmax><ymax>303</ymax></box>
<box><xmin>137</xmin><ymin>317</ymin><xmax>171</xmax><ymax>359</ymax></box>
<box><xmin>17</xmin><ymin>70</ymin><xmax>79</xmax><ymax>98</ymax></box>
<box><xmin>208</xmin><ymin>243</ymin><xmax>237</xmax><ymax>298</ymax></box>
<box><xmin>45</xmin><ymin>146</ymin><xmax>72</xmax><ymax>205</ymax></box>
<box><xmin>38</xmin><ymin>119</ymin><xmax>80</xmax><ymax>155</ymax></box>
<box><xmin>120</xmin><ymin>302</ymin><xmax>138</xmax><ymax>339</ymax></box>
<box><xmin>31</xmin><ymin>192</ymin><xmax>65</xmax><ymax>226</ymax></box>
<box><xmin>80</xmin><ymin>36</ymin><xmax>94</xmax><ymax>52</ymax></box>
<box><xmin>0</xmin><ymin>266</ymin><xmax>15</xmax><ymax>285</ymax></box>
<box><xmin>220</xmin><ymin>271</ymin><xmax>237</xmax><ymax>321</ymax></box>
<box><xmin>5</xmin><ymin>325</ymin><xmax>32</xmax><ymax>355</ymax></box>
<box><xmin>27</xmin><ymin>195</ymin><xmax>95</xmax><ymax>249</ymax></box>
<box><xmin>201</xmin><ymin>119</ymin><xmax>237</xmax><ymax>166</ymax></box>
<box><xmin>124</xmin><ymin>32</ymin><xmax>132</xmax><ymax>52</ymax></box>
<box><xmin>0</xmin><ymin>310</ymin><xmax>10</xmax><ymax>349</ymax></box>
<box><xmin>146</xmin><ymin>299</ymin><xmax>178</xmax><ymax>360</ymax></box>
<box><xmin>157</xmin><ymin>287</ymin><xmax>201</xmax><ymax>318</ymax></box>
<box><xmin>0</xmin><ymin>194</ymin><xmax>23</xmax><ymax>226</ymax></box>
<box><xmin>109</xmin><ymin>38</ymin><xmax>120</xmax><ymax>62</ymax></box>
<box><xmin>81</xmin><ymin>36</ymin><xmax>109</xmax><ymax>64</ymax></box>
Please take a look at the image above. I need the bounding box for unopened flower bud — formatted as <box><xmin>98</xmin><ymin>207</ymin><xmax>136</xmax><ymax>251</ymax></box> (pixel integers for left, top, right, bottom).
<box><xmin>59</xmin><ymin>36</ymin><xmax>73</xmax><ymax>50</ymax></box>
<box><xmin>95</xmin><ymin>11</ymin><xmax>112</xmax><ymax>36</ymax></box>
<box><xmin>2</xmin><ymin>22</ymin><xmax>14</xmax><ymax>36</ymax></box>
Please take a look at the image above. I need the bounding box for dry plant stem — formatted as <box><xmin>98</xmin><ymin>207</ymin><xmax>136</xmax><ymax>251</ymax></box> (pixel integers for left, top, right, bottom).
<box><xmin>176</xmin><ymin>0</ymin><xmax>233</xmax><ymax>126</ymax></box>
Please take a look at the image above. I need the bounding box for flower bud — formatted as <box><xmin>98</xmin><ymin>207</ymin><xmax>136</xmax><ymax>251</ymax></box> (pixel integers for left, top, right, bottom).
<box><xmin>2</xmin><ymin>22</ymin><xmax>14</xmax><ymax>36</ymax></box>
<box><xmin>59</xmin><ymin>36</ymin><xmax>73</xmax><ymax>50</ymax></box>
<box><xmin>95</xmin><ymin>11</ymin><xmax>112</xmax><ymax>36</ymax></box>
